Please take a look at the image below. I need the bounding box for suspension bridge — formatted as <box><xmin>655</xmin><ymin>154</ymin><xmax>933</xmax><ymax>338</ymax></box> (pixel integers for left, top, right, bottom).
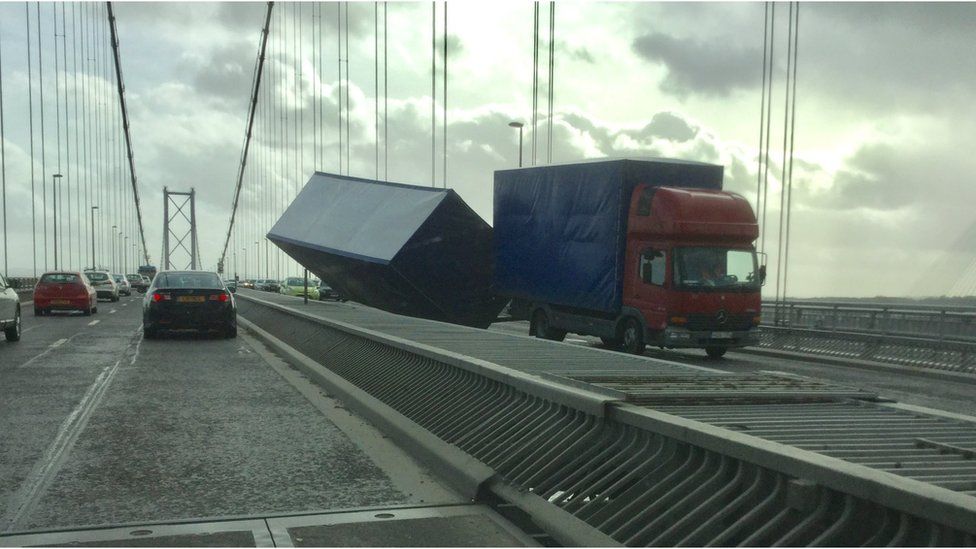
<box><xmin>0</xmin><ymin>2</ymin><xmax>975</xmax><ymax>547</ymax></box>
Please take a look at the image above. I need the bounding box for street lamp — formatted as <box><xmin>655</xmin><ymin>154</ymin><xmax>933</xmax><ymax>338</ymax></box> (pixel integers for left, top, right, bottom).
<box><xmin>90</xmin><ymin>206</ymin><xmax>99</xmax><ymax>270</ymax></box>
<box><xmin>124</xmin><ymin>236</ymin><xmax>129</xmax><ymax>274</ymax></box>
<box><xmin>508</xmin><ymin>121</ymin><xmax>524</xmax><ymax>168</ymax></box>
<box><xmin>111</xmin><ymin>225</ymin><xmax>118</xmax><ymax>273</ymax></box>
<box><xmin>52</xmin><ymin>174</ymin><xmax>63</xmax><ymax>269</ymax></box>
<box><xmin>242</xmin><ymin>246</ymin><xmax>247</xmax><ymax>279</ymax></box>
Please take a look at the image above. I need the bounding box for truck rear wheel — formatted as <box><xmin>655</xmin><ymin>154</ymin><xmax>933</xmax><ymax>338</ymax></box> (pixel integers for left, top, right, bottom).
<box><xmin>705</xmin><ymin>346</ymin><xmax>727</xmax><ymax>359</ymax></box>
<box><xmin>621</xmin><ymin>318</ymin><xmax>645</xmax><ymax>355</ymax></box>
<box><xmin>532</xmin><ymin>310</ymin><xmax>566</xmax><ymax>342</ymax></box>
<box><xmin>600</xmin><ymin>336</ymin><xmax>622</xmax><ymax>349</ymax></box>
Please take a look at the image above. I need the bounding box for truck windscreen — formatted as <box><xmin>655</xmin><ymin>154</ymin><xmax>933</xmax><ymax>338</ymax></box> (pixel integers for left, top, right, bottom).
<box><xmin>674</xmin><ymin>247</ymin><xmax>760</xmax><ymax>291</ymax></box>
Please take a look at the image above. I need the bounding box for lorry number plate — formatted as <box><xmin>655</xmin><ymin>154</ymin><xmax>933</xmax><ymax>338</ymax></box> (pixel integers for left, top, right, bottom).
<box><xmin>711</xmin><ymin>331</ymin><xmax>733</xmax><ymax>339</ymax></box>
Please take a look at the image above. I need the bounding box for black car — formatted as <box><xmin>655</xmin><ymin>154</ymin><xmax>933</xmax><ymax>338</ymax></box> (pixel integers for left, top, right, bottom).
<box><xmin>318</xmin><ymin>282</ymin><xmax>346</xmax><ymax>302</ymax></box>
<box><xmin>143</xmin><ymin>271</ymin><xmax>236</xmax><ymax>339</ymax></box>
<box><xmin>126</xmin><ymin>273</ymin><xmax>148</xmax><ymax>293</ymax></box>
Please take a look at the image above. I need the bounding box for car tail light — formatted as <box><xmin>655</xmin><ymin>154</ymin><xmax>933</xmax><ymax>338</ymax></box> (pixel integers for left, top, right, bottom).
<box><xmin>209</xmin><ymin>292</ymin><xmax>229</xmax><ymax>302</ymax></box>
<box><xmin>152</xmin><ymin>292</ymin><xmax>171</xmax><ymax>302</ymax></box>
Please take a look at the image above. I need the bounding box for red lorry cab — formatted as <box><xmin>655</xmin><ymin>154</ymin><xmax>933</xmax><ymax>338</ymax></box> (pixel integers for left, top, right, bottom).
<box><xmin>623</xmin><ymin>186</ymin><xmax>762</xmax><ymax>356</ymax></box>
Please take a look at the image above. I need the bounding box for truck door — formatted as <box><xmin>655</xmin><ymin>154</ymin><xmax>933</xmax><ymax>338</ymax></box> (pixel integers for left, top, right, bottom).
<box><xmin>627</xmin><ymin>247</ymin><xmax>670</xmax><ymax>332</ymax></box>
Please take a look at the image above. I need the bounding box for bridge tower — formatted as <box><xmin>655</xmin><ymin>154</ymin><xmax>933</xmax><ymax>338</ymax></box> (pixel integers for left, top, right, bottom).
<box><xmin>162</xmin><ymin>187</ymin><xmax>200</xmax><ymax>271</ymax></box>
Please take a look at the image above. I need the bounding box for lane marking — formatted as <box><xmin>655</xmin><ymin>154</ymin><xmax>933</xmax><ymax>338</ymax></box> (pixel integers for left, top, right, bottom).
<box><xmin>50</xmin><ymin>338</ymin><xmax>68</xmax><ymax>349</ymax></box>
<box><xmin>109</xmin><ymin>309</ymin><xmax>116</xmax><ymax>314</ymax></box>
<box><xmin>88</xmin><ymin>320</ymin><xmax>100</xmax><ymax>326</ymax></box>
<box><xmin>1</xmin><ymin>333</ymin><xmax>142</xmax><ymax>531</ymax></box>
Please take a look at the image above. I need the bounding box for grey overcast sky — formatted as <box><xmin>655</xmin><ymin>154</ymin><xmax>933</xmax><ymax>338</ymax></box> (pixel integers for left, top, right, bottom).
<box><xmin>1</xmin><ymin>1</ymin><xmax>976</xmax><ymax>298</ymax></box>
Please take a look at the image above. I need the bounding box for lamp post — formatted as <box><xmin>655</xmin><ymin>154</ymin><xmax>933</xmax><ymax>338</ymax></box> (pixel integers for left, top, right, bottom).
<box><xmin>90</xmin><ymin>206</ymin><xmax>99</xmax><ymax>270</ymax></box>
<box><xmin>242</xmin><ymin>246</ymin><xmax>247</xmax><ymax>279</ymax></box>
<box><xmin>124</xmin><ymin>236</ymin><xmax>129</xmax><ymax>274</ymax></box>
<box><xmin>52</xmin><ymin>174</ymin><xmax>63</xmax><ymax>269</ymax></box>
<box><xmin>111</xmin><ymin>225</ymin><xmax>118</xmax><ymax>273</ymax></box>
<box><xmin>508</xmin><ymin>122</ymin><xmax>524</xmax><ymax>167</ymax></box>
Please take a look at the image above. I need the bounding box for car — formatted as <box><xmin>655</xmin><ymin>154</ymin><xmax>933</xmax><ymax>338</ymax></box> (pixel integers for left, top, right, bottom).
<box><xmin>143</xmin><ymin>270</ymin><xmax>237</xmax><ymax>339</ymax></box>
<box><xmin>84</xmin><ymin>270</ymin><xmax>119</xmax><ymax>302</ymax></box>
<box><xmin>141</xmin><ymin>275</ymin><xmax>152</xmax><ymax>287</ymax></box>
<box><xmin>126</xmin><ymin>273</ymin><xmax>148</xmax><ymax>293</ymax></box>
<box><xmin>279</xmin><ymin>277</ymin><xmax>319</xmax><ymax>299</ymax></box>
<box><xmin>33</xmin><ymin>271</ymin><xmax>98</xmax><ymax>316</ymax></box>
<box><xmin>255</xmin><ymin>279</ymin><xmax>280</xmax><ymax>292</ymax></box>
<box><xmin>239</xmin><ymin>279</ymin><xmax>255</xmax><ymax>289</ymax></box>
<box><xmin>0</xmin><ymin>273</ymin><xmax>22</xmax><ymax>341</ymax></box>
<box><xmin>112</xmin><ymin>274</ymin><xmax>132</xmax><ymax>297</ymax></box>
<box><xmin>317</xmin><ymin>282</ymin><xmax>346</xmax><ymax>302</ymax></box>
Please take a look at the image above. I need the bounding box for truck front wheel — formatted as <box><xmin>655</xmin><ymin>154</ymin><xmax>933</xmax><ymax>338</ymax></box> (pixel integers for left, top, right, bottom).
<box><xmin>532</xmin><ymin>310</ymin><xmax>566</xmax><ymax>342</ymax></box>
<box><xmin>621</xmin><ymin>318</ymin><xmax>645</xmax><ymax>355</ymax></box>
<box><xmin>705</xmin><ymin>346</ymin><xmax>727</xmax><ymax>359</ymax></box>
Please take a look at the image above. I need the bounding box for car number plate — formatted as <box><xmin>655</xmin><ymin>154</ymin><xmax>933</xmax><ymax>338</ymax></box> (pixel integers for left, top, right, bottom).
<box><xmin>711</xmin><ymin>331</ymin><xmax>733</xmax><ymax>339</ymax></box>
<box><xmin>177</xmin><ymin>296</ymin><xmax>206</xmax><ymax>303</ymax></box>
<box><xmin>52</xmin><ymin>299</ymin><xmax>70</xmax><ymax>305</ymax></box>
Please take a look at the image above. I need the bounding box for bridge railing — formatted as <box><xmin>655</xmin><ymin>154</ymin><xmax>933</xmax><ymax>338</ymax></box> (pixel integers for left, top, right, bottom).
<box><xmin>759</xmin><ymin>301</ymin><xmax>976</xmax><ymax>374</ymax></box>
<box><xmin>8</xmin><ymin>277</ymin><xmax>37</xmax><ymax>303</ymax></box>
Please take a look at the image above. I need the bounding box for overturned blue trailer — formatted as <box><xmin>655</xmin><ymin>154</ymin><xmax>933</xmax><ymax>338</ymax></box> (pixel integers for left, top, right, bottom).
<box><xmin>267</xmin><ymin>172</ymin><xmax>505</xmax><ymax>328</ymax></box>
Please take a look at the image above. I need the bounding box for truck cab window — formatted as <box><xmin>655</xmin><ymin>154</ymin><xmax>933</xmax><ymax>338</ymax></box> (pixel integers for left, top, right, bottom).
<box><xmin>640</xmin><ymin>250</ymin><xmax>666</xmax><ymax>286</ymax></box>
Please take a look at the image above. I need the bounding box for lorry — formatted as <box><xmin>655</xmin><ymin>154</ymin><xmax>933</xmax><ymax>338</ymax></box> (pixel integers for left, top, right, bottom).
<box><xmin>270</xmin><ymin>158</ymin><xmax>764</xmax><ymax>357</ymax></box>
<box><xmin>494</xmin><ymin>158</ymin><xmax>764</xmax><ymax>358</ymax></box>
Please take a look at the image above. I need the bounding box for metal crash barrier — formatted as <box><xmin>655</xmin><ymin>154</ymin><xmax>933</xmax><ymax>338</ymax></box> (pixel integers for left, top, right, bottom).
<box><xmin>238</xmin><ymin>292</ymin><xmax>976</xmax><ymax>546</ymax></box>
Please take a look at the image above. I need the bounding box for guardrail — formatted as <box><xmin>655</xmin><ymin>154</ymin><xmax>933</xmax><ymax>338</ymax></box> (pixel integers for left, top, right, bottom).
<box><xmin>759</xmin><ymin>301</ymin><xmax>976</xmax><ymax>375</ymax></box>
<box><xmin>762</xmin><ymin>300</ymin><xmax>976</xmax><ymax>340</ymax></box>
<box><xmin>236</xmin><ymin>292</ymin><xmax>976</xmax><ymax>545</ymax></box>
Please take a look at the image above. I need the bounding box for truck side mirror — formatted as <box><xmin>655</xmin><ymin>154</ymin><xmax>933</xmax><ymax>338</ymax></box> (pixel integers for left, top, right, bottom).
<box><xmin>759</xmin><ymin>265</ymin><xmax>767</xmax><ymax>285</ymax></box>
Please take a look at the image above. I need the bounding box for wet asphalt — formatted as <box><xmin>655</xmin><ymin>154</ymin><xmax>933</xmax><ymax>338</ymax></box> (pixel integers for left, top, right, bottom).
<box><xmin>0</xmin><ymin>294</ymin><xmax>449</xmax><ymax>534</ymax></box>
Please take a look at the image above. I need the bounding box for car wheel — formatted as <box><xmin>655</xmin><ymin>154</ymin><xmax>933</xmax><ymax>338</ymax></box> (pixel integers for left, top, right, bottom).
<box><xmin>705</xmin><ymin>346</ymin><xmax>727</xmax><ymax>359</ymax></box>
<box><xmin>621</xmin><ymin>318</ymin><xmax>645</xmax><ymax>355</ymax></box>
<box><xmin>83</xmin><ymin>305</ymin><xmax>92</xmax><ymax>316</ymax></box>
<box><xmin>225</xmin><ymin>324</ymin><xmax>238</xmax><ymax>339</ymax></box>
<box><xmin>92</xmin><ymin>306</ymin><xmax>98</xmax><ymax>314</ymax></box>
<box><xmin>34</xmin><ymin>307</ymin><xmax>42</xmax><ymax>316</ymax></box>
<box><xmin>5</xmin><ymin>307</ymin><xmax>21</xmax><ymax>342</ymax></box>
<box><xmin>112</xmin><ymin>295</ymin><xmax>119</xmax><ymax>302</ymax></box>
<box><xmin>600</xmin><ymin>336</ymin><xmax>622</xmax><ymax>350</ymax></box>
<box><xmin>143</xmin><ymin>326</ymin><xmax>158</xmax><ymax>339</ymax></box>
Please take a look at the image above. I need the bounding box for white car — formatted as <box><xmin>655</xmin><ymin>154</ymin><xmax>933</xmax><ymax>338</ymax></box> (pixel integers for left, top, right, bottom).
<box><xmin>112</xmin><ymin>274</ymin><xmax>132</xmax><ymax>296</ymax></box>
<box><xmin>84</xmin><ymin>270</ymin><xmax>120</xmax><ymax>302</ymax></box>
<box><xmin>0</xmin><ymin>274</ymin><xmax>22</xmax><ymax>342</ymax></box>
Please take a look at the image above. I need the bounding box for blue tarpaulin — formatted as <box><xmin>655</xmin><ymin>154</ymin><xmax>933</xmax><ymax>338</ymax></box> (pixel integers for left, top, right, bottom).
<box><xmin>268</xmin><ymin>172</ymin><xmax>504</xmax><ymax>327</ymax></box>
<box><xmin>493</xmin><ymin>158</ymin><xmax>723</xmax><ymax>314</ymax></box>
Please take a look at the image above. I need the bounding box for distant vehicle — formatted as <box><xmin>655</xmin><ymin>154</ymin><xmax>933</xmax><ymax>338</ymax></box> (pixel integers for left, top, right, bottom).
<box><xmin>240</xmin><ymin>279</ymin><xmax>255</xmax><ymax>289</ymax></box>
<box><xmin>33</xmin><ymin>271</ymin><xmax>98</xmax><ymax>316</ymax></box>
<box><xmin>84</xmin><ymin>270</ymin><xmax>120</xmax><ymax>302</ymax></box>
<box><xmin>279</xmin><ymin>277</ymin><xmax>318</xmax><ymax>299</ymax></box>
<box><xmin>112</xmin><ymin>274</ymin><xmax>132</xmax><ymax>297</ymax></box>
<box><xmin>495</xmin><ymin>159</ymin><xmax>764</xmax><ymax>358</ymax></box>
<box><xmin>317</xmin><ymin>282</ymin><xmax>345</xmax><ymax>302</ymax></box>
<box><xmin>141</xmin><ymin>275</ymin><xmax>151</xmax><ymax>287</ymax></box>
<box><xmin>137</xmin><ymin>265</ymin><xmax>158</xmax><ymax>282</ymax></box>
<box><xmin>223</xmin><ymin>279</ymin><xmax>237</xmax><ymax>293</ymax></box>
<box><xmin>143</xmin><ymin>270</ymin><xmax>237</xmax><ymax>339</ymax></box>
<box><xmin>0</xmin><ymin>272</ymin><xmax>22</xmax><ymax>341</ymax></box>
<box><xmin>126</xmin><ymin>273</ymin><xmax>148</xmax><ymax>293</ymax></box>
<box><xmin>255</xmin><ymin>279</ymin><xmax>280</xmax><ymax>292</ymax></box>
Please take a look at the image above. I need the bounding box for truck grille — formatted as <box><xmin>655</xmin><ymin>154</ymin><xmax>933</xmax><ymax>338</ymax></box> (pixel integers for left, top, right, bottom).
<box><xmin>686</xmin><ymin>312</ymin><xmax>753</xmax><ymax>331</ymax></box>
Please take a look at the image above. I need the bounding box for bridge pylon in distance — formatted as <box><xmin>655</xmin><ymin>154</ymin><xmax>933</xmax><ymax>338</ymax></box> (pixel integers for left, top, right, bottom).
<box><xmin>162</xmin><ymin>187</ymin><xmax>200</xmax><ymax>271</ymax></box>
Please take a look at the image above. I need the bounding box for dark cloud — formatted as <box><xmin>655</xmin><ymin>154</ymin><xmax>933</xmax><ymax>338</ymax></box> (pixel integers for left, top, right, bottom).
<box><xmin>636</xmin><ymin>112</ymin><xmax>697</xmax><ymax>142</ymax></box>
<box><xmin>184</xmin><ymin>41</ymin><xmax>256</xmax><ymax>110</ymax></box>
<box><xmin>631</xmin><ymin>32</ymin><xmax>760</xmax><ymax>98</ymax></box>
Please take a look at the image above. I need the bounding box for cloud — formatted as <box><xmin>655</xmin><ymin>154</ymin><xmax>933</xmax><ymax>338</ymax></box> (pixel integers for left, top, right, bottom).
<box><xmin>631</xmin><ymin>32</ymin><xmax>761</xmax><ymax>98</ymax></box>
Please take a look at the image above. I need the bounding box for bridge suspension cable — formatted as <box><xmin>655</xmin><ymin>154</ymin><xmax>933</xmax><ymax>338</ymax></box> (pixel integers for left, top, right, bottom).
<box><xmin>218</xmin><ymin>2</ymin><xmax>274</xmax><ymax>274</ymax></box>
<box><xmin>106</xmin><ymin>2</ymin><xmax>149</xmax><ymax>266</ymax></box>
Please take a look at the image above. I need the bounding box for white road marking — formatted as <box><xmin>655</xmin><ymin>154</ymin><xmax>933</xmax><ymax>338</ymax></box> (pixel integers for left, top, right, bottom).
<box><xmin>109</xmin><ymin>309</ymin><xmax>116</xmax><ymax>314</ymax></box>
<box><xmin>566</xmin><ymin>338</ymin><xmax>589</xmax><ymax>344</ymax></box>
<box><xmin>50</xmin><ymin>338</ymin><xmax>67</xmax><ymax>348</ymax></box>
<box><xmin>87</xmin><ymin>320</ymin><xmax>100</xmax><ymax>326</ymax></box>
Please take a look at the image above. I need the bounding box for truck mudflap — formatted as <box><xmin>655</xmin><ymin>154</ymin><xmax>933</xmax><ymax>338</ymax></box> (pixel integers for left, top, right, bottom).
<box><xmin>657</xmin><ymin>326</ymin><xmax>760</xmax><ymax>349</ymax></box>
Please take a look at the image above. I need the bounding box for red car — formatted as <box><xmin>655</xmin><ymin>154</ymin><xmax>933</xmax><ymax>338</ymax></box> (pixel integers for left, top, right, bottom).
<box><xmin>33</xmin><ymin>272</ymin><xmax>99</xmax><ymax>316</ymax></box>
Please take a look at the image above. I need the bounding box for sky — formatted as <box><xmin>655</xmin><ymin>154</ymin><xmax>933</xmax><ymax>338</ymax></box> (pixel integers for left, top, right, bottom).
<box><xmin>1</xmin><ymin>1</ymin><xmax>975</xmax><ymax>298</ymax></box>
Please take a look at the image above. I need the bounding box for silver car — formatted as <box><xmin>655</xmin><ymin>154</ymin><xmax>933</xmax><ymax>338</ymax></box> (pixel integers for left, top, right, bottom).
<box><xmin>0</xmin><ymin>273</ymin><xmax>22</xmax><ymax>341</ymax></box>
<box><xmin>112</xmin><ymin>274</ymin><xmax>132</xmax><ymax>297</ymax></box>
<box><xmin>84</xmin><ymin>270</ymin><xmax>120</xmax><ymax>302</ymax></box>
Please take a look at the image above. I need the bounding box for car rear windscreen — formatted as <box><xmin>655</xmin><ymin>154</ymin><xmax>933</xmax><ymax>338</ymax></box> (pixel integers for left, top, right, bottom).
<box><xmin>41</xmin><ymin>273</ymin><xmax>81</xmax><ymax>284</ymax></box>
<box><xmin>85</xmin><ymin>272</ymin><xmax>109</xmax><ymax>281</ymax></box>
<box><xmin>155</xmin><ymin>272</ymin><xmax>223</xmax><ymax>289</ymax></box>
<box><xmin>126</xmin><ymin>275</ymin><xmax>141</xmax><ymax>281</ymax></box>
